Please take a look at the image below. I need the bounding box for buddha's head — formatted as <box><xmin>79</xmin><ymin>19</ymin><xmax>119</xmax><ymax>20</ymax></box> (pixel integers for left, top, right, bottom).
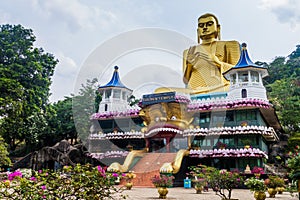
<box><xmin>197</xmin><ymin>13</ymin><xmax>221</xmax><ymax>43</ymax></box>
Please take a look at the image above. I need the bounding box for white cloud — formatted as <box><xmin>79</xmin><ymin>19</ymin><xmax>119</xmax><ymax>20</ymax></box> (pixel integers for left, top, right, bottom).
<box><xmin>49</xmin><ymin>52</ymin><xmax>79</xmax><ymax>102</ymax></box>
<box><xmin>32</xmin><ymin>0</ymin><xmax>117</xmax><ymax>31</ymax></box>
<box><xmin>0</xmin><ymin>10</ymin><xmax>11</xmax><ymax>24</ymax></box>
<box><xmin>259</xmin><ymin>0</ymin><xmax>289</xmax><ymax>9</ymax></box>
<box><xmin>259</xmin><ymin>0</ymin><xmax>300</xmax><ymax>29</ymax></box>
<box><xmin>55</xmin><ymin>52</ymin><xmax>78</xmax><ymax>76</ymax></box>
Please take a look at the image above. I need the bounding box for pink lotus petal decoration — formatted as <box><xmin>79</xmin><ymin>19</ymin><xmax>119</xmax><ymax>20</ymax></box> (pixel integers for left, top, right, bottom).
<box><xmin>189</xmin><ymin>148</ymin><xmax>268</xmax><ymax>159</ymax></box>
<box><xmin>89</xmin><ymin>131</ymin><xmax>144</xmax><ymax>140</ymax></box>
<box><xmin>183</xmin><ymin>125</ymin><xmax>276</xmax><ymax>137</ymax></box>
<box><xmin>88</xmin><ymin>151</ymin><xmax>129</xmax><ymax>160</ymax></box>
<box><xmin>187</xmin><ymin>98</ymin><xmax>270</xmax><ymax>111</ymax></box>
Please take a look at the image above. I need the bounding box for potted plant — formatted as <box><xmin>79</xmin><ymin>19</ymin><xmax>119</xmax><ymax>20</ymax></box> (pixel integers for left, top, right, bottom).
<box><xmin>251</xmin><ymin>166</ymin><xmax>265</xmax><ymax>178</ymax></box>
<box><xmin>245</xmin><ymin>177</ymin><xmax>267</xmax><ymax>200</ymax></box>
<box><xmin>188</xmin><ymin>164</ymin><xmax>212</xmax><ymax>193</ymax></box>
<box><xmin>275</xmin><ymin>177</ymin><xmax>285</xmax><ymax>194</ymax></box>
<box><xmin>151</xmin><ymin>174</ymin><xmax>174</xmax><ymax>199</ymax></box>
<box><xmin>124</xmin><ymin>171</ymin><xmax>136</xmax><ymax>190</ymax></box>
<box><xmin>207</xmin><ymin>168</ymin><xmax>243</xmax><ymax>200</ymax></box>
<box><xmin>192</xmin><ymin>178</ymin><xmax>206</xmax><ymax>193</ymax></box>
<box><xmin>264</xmin><ymin>175</ymin><xmax>282</xmax><ymax>198</ymax></box>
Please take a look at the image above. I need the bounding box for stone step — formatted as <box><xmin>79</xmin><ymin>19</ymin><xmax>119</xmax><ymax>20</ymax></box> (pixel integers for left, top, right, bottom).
<box><xmin>122</xmin><ymin>153</ymin><xmax>176</xmax><ymax>187</ymax></box>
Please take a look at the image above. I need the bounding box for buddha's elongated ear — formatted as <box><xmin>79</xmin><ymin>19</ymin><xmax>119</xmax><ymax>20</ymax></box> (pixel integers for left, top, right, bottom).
<box><xmin>217</xmin><ymin>25</ymin><xmax>221</xmax><ymax>40</ymax></box>
<box><xmin>197</xmin><ymin>28</ymin><xmax>200</xmax><ymax>43</ymax></box>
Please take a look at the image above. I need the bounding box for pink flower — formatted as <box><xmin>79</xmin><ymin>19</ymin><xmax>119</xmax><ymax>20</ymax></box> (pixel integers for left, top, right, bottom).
<box><xmin>112</xmin><ymin>173</ymin><xmax>119</xmax><ymax>177</ymax></box>
<box><xmin>41</xmin><ymin>185</ymin><xmax>46</xmax><ymax>190</ymax></box>
<box><xmin>8</xmin><ymin>171</ymin><xmax>22</xmax><ymax>181</ymax></box>
<box><xmin>97</xmin><ymin>166</ymin><xmax>106</xmax><ymax>177</ymax></box>
<box><xmin>30</xmin><ymin>176</ymin><xmax>37</xmax><ymax>181</ymax></box>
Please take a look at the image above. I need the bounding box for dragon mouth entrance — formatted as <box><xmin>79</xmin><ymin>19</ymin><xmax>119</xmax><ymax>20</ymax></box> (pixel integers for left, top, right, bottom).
<box><xmin>145</xmin><ymin>123</ymin><xmax>184</xmax><ymax>138</ymax></box>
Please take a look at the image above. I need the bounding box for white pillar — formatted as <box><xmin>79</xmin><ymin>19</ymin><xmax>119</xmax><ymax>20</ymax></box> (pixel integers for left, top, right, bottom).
<box><xmin>259</xmin><ymin>73</ymin><xmax>262</xmax><ymax>85</ymax></box>
<box><xmin>248</xmin><ymin>70</ymin><xmax>251</xmax><ymax>83</ymax></box>
<box><xmin>111</xmin><ymin>89</ymin><xmax>114</xmax><ymax>101</ymax></box>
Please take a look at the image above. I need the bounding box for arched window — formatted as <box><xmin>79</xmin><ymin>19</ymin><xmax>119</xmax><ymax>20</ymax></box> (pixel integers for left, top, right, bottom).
<box><xmin>241</xmin><ymin>89</ymin><xmax>247</xmax><ymax>98</ymax></box>
<box><xmin>105</xmin><ymin>104</ymin><xmax>108</xmax><ymax>111</ymax></box>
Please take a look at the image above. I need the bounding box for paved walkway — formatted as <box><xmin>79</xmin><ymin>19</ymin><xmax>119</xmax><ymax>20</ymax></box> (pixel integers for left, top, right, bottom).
<box><xmin>121</xmin><ymin>187</ymin><xmax>298</xmax><ymax>200</ymax></box>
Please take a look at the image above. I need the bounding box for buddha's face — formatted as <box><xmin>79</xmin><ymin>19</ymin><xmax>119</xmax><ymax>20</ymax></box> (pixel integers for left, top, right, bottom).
<box><xmin>198</xmin><ymin>16</ymin><xmax>218</xmax><ymax>40</ymax></box>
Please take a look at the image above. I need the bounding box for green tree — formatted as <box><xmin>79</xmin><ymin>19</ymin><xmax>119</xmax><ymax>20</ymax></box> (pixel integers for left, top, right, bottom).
<box><xmin>264</xmin><ymin>56</ymin><xmax>288</xmax><ymax>85</ymax></box>
<box><xmin>50</xmin><ymin>97</ymin><xmax>77</xmax><ymax>145</ymax></box>
<box><xmin>265</xmin><ymin>45</ymin><xmax>300</xmax><ymax>85</ymax></box>
<box><xmin>266</xmin><ymin>45</ymin><xmax>300</xmax><ymax>151</ymax></box>
<box><xmin>0</xmin><ymin>135</ymin><xmax>11</xmax><ymax>168</ymax></box>
<box><xmin>268</xmin><ymin>78</ymin><xmax>300</xmax><ymax>132</ymax></box>
<box><xmin>72</xmin><ymin>78</ymin><xmax>100</xmax><ymax>144</ymax></box>
<box><xmin>0</xmin><ymin>24</ymin><xmax>58</xmax><ymax>151</ymax></box>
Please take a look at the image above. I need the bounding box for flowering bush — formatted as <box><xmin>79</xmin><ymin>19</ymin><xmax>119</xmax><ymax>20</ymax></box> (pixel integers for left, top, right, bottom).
<box><xmin>251</xmin><ymin>166</ymin><xmax>264</xmax><ymax>175</ymax></box>
<box><xmin>0</xmin><ymin>164</ymin><xmax>126</xmax><ymax>199</ymax></box>
<box><xmin>207</xmin><ymin>168</ymin><xmax>244</xmax><ymax>200</ymax></box>
<box><xmin>151</xmin><ymin>174</ymin><xmax>174</xmax><ymax>188</ymax></box>
<box><xmin>245</xmin><ymin>177</ymin><xmax>267</xmax><ymax>192</ymax></box>
<box><xmin>264</xmin><ymin>175</ymin><xmax>285</xmax><ymax>188</ymax></box>
<box><xmin>7</xmin><ymin>170</ymin><xmax>22</xmax><ymax>180</ymax></box>
<box><xmin>192</xmin><ymin>178</ymin><xmax>206</xmax><ymax>188</ymax></box>
<box><xmin>187</xmin><ymin>164</ymin><xmax>214</xmax><ymax>188</ymax></box>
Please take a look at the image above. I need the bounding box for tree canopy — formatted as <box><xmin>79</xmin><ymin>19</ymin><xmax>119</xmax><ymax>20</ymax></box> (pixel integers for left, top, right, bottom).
<box><xmin>72</xmin><ymin>78</ymin><xmax>101</xmax><ymax>144</ymax></box>
<box><xmin>0</xmin><ymin>136</ymin><xmax>11</xmax><ymax>168</ymax></box>
<box><xmin>263</xmin><ymin>45</ymin><xmax>300</xmax><ymax>154</ymax></box>
<box><xmin>0</xmin><ymin>24</ymin><xmax>58</xmax><ymax>152</ymax></box>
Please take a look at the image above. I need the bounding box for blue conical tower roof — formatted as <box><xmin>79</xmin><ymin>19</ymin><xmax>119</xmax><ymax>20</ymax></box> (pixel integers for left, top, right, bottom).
<box><xmin>99</xmin><ymin>66</ymin><xmax>131</xmax><ymax>90</ymax></box>
<box><xmin>233</xmin><ymin>43</ymin><xmax>260</xmax><ymax>68</ymax></box>
<box><xmin>223</xmin><ymin>43</ymin><xmax>268</xmax><ymax>79</ymax></box>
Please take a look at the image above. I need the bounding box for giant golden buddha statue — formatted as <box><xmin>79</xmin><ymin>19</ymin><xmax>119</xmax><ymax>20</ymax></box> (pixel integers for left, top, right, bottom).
<box><xmin>155</xmin><ymin>13</ymin><xmax>241</xmax><ymax>94</ymax></box>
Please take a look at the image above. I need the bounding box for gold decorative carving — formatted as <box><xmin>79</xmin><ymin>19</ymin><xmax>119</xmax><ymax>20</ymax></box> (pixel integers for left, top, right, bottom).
<box><xmin>139</xmin><ymin>102</ymin><xmax>193</xmax><ymax>132</ymax></box>
<box><xmin>160</xmin><ymin>149</ymin><xmax>190</xmax><ymax>174</ymax></box>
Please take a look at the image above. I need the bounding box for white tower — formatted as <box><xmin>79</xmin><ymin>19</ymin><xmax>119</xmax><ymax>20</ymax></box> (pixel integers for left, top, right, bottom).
<box><xmin>223</xmin><ymin>43</ymin><xmax>269</xmax><ymax>100</ymax></box>
<box><xmin>98</xmin><ymin>66</ymin><xmax>133</xmax><ymax>112</ymax></box>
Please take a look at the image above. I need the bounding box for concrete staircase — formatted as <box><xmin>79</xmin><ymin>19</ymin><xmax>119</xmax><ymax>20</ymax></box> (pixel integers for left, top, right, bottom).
<box><xmin>126</xmin><ymin>153</ymin><xmax>177</xmax><ymax>187</ymax></box>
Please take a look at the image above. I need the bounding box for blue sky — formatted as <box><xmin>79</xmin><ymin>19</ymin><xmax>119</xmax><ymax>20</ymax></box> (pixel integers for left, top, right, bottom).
<box><xmin>1</xmin><ymin>0</ymin><xmax>300</xmax><ymax>102</ymax></box>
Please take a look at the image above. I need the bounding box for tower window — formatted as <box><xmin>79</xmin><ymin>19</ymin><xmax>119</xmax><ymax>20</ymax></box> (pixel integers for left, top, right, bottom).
<box><xmin>241</xmin><ymin>89</ymin><xmax>247</xmax><ymax>98</ymax></box>
<box><xmin>113</xmin><ymin>89</ymin><xmax>121</xmax><ymax>98</ymax></box>
<box><xmin>105</xmin><ymin>104</ymin><xmax>108</xmax><ymax>111</ymax></box>
<box><xmin>238</xmin><ymin>71</ymin><xmax>248</xmax><ymax>82</ymax></box>
<box><xmin>122</xmin><ymin>91</ymin><xmax>126</xmax><ymax>100</ymax></box>
<box><xmin>251</xmin><ymin>71</ymin><xmax>259</xmax><ymax>82</ymax></box>
<box><xmin>105</xmin><ymin>89</ymin><xmax>111</xmax><ymax>99</ymax></box>
<box><xmin>231</xmin><ymin>74</ymin><xmax>236</xmax><ymax>84</ymax></box>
